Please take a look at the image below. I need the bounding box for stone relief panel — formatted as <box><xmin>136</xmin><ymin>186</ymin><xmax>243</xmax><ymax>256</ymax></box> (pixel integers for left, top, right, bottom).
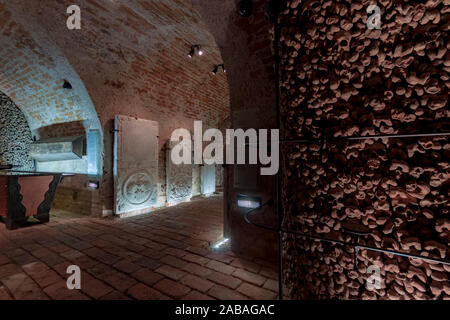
<box><xmin>116</xmin><ymin>169</ymin><xmax>158</xmax><ymax>213</ymax></box>
<box><xmin>114</xmin><ymin>115</ymin><xmax>159</xmax><ymax>215</ymax></box>
<box><xmin>166</xmin><ymin>140</ymin><xmax>192</xmax><ymax>204</ymax></box>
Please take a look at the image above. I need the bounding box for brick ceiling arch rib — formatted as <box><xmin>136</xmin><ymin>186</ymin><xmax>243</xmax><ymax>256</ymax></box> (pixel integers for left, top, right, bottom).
<box><xmin>1</xmin><ymin>0</ymin><xmax>231</xmax><ymax>131</ymax></box>
<box><xmin>0</xmin><ymin>2</ymin><xmax>101</xmax><ymax>135</ymax></box>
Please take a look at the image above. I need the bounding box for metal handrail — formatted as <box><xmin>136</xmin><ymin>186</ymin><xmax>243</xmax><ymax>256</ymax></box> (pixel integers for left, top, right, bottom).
<box><xmin>244</xmin><ymin>131</ymin><xmax>450</xmax><ymax>146</ymax></box>
<box><xmin>244</xmin><ymin>203</ymin><xmax>450</xmax><ymax>266</ymax></box>
<box><xmin>243</xmin><ymin>201</ymin><xmax>450</xmax><ymax>300</ymax></box>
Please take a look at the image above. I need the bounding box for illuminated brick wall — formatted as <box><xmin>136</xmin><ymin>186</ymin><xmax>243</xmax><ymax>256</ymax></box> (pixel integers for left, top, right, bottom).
<box><xmin>0</xmin><ymin>3</ymin><xmax>98</xmax><ymax>132</ymax></box>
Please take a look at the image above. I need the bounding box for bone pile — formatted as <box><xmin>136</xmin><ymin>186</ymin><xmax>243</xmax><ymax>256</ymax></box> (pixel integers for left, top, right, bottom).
<box><xmin>278</xmin><ymin>0</ymin><xmax>450</xmax><ymax>299</ymax></box>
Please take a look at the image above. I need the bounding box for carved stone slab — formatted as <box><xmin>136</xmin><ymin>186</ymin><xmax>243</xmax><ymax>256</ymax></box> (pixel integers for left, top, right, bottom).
<box><xmin>166</xmin><ymin>140</ymin><xmax>192</xmax><ymax>204</ymax></box>
<box><xmin>114</xmin><ymin>116</ymin><xmax>159</xmax><ymax>216</ymax></box>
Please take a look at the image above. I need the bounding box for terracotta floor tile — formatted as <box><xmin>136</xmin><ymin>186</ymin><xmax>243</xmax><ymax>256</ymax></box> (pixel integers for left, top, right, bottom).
<box><xmin>0</xmin><ymin>196</ymin><xmax>276</xmax><ymax>300</ymax></box>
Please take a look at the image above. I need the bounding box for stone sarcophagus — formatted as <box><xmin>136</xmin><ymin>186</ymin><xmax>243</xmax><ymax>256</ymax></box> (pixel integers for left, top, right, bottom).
<box><xmin>30</xmin><ymin>136</ymin><xmax>84</xmax><ymax>162</ymax></box>
<box><xmin>0</xmin><ymin>173</ymin><xmax>62</xmax><ymax>230</ymax></box>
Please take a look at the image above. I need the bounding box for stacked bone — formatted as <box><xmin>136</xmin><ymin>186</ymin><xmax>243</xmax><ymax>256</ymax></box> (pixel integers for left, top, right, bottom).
<box><xmin>278</xmin><ymin>0</ymin><xmax>450</xmax><ymax>299</ymax></box>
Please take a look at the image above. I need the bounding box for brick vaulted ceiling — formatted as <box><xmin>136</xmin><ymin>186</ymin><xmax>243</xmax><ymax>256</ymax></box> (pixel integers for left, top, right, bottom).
<box><xmin>0</xmin><ymin>0</ymin><xmax>231</xmax><ymax>135</ymax></box>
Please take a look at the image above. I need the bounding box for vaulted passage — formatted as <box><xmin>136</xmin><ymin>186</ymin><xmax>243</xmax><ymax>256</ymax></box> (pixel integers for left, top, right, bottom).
<box><xmin>0</xmin><ymin>0</ymin><xmax>449</xmax><ymax>303</ymax></box>
<box><xmin>0</xmin><ymin>92</ymin><xmax>34</xmax><ymax>171</ymax></box>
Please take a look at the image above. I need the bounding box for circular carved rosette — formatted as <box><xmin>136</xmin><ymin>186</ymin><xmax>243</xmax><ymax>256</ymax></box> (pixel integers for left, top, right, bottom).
<box><xmin>122</xmin><ymin>170</ymin><xmax>157</xmax><ymax>206</ymax></box>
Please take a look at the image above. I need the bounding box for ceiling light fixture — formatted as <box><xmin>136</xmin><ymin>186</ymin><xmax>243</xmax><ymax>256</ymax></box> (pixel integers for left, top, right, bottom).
<box><xmin>212</xmin><ymin>64</ymin><xmax>226</xmax><ymax>75</ymax></box>
<box><xmin>188</xmin><ymin>45</ymin><xmax>203</xmax><ymax>58</ymax></box>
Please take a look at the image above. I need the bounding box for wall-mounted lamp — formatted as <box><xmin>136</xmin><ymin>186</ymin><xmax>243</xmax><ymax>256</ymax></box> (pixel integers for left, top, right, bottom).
<box><xmin>188</xmin><ymin>45</ymin><xmax>203</xmax><ymax>58</ymax></box>
<box><xmin>212</xmin><ymin>64</ymin><xmax>226</xmax><ymax>75</ymax></box>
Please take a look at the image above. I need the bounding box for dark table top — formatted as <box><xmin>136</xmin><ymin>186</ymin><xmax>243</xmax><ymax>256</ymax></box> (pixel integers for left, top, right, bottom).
<box><xmin>0</xmin><ymin>171</ymin><xmax>65</xmax><ymax>177</ymax></box>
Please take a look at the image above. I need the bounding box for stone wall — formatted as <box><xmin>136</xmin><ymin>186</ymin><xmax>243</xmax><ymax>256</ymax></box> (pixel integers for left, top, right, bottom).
<box><xmin>0</xmin><ymin>92</ymin><xmax>34</xmax><ymax>171</ymax></box>
<box><xmin>280</xmin><ymin>0</ymin><xmax>449</xmax><ymax>299</ymax></box>
<box><xmin>52</xmin><ymin>186</ymin><xmax>92</xmax><ymax>216</ymax></box>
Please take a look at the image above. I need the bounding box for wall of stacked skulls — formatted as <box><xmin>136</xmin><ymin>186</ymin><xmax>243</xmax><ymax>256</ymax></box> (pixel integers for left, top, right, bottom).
<box><xmin>0</xmin><ymin>92</ymin><xmax>35</xmax><ymax>171</ymax></box>
<box><xmin>278</xmin><ymin>0</ymin><xmax>449</xmax><ymax>299</ymax></box>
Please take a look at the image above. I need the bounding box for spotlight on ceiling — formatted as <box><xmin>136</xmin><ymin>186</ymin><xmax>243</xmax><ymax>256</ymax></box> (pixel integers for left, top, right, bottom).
<box><xmin>239</xmin><ymin>0</ymin><xmax>253</xmax><ymax>17</ymax></box>
<box><xmin>188</xmin><ymin>45</ymin><xmax>203</xmax><ymax>58</ymax></box>
<box><xmin>63</xmin><ymin>80</ymin><xmax>72</xmax><ymax>90</ymax></box>
<box><xmin>212</xmin><ymin>64</ymin><xmax>226</xmax><ymax>75</ymax></box>
<box><xmin>188</xmin><ymin>47</ymin><xmax>195</xmax><ymax>58</ymax></box>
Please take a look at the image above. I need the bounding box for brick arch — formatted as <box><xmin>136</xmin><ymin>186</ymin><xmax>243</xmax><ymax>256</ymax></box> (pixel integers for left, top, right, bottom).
<box><xmin>0</xmin><ymin>2</ymin><xmax>101</xmax><ymax>134</ymax></box>
<box><xmin>1</xmin><ymin>0</ymin><xmax>231</xmax><ymax>126</ymax></box>
<box><xmin>1</xmin><ymin>0</ymin><xmax>233</xmax><ymax>212</ymax></box>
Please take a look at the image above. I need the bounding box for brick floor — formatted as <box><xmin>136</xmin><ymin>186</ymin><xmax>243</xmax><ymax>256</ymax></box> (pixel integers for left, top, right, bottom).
<box><xmin>0</xmin><ymin>195</ymin><xmax>278</xmax><ymax>300</ymax></box>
